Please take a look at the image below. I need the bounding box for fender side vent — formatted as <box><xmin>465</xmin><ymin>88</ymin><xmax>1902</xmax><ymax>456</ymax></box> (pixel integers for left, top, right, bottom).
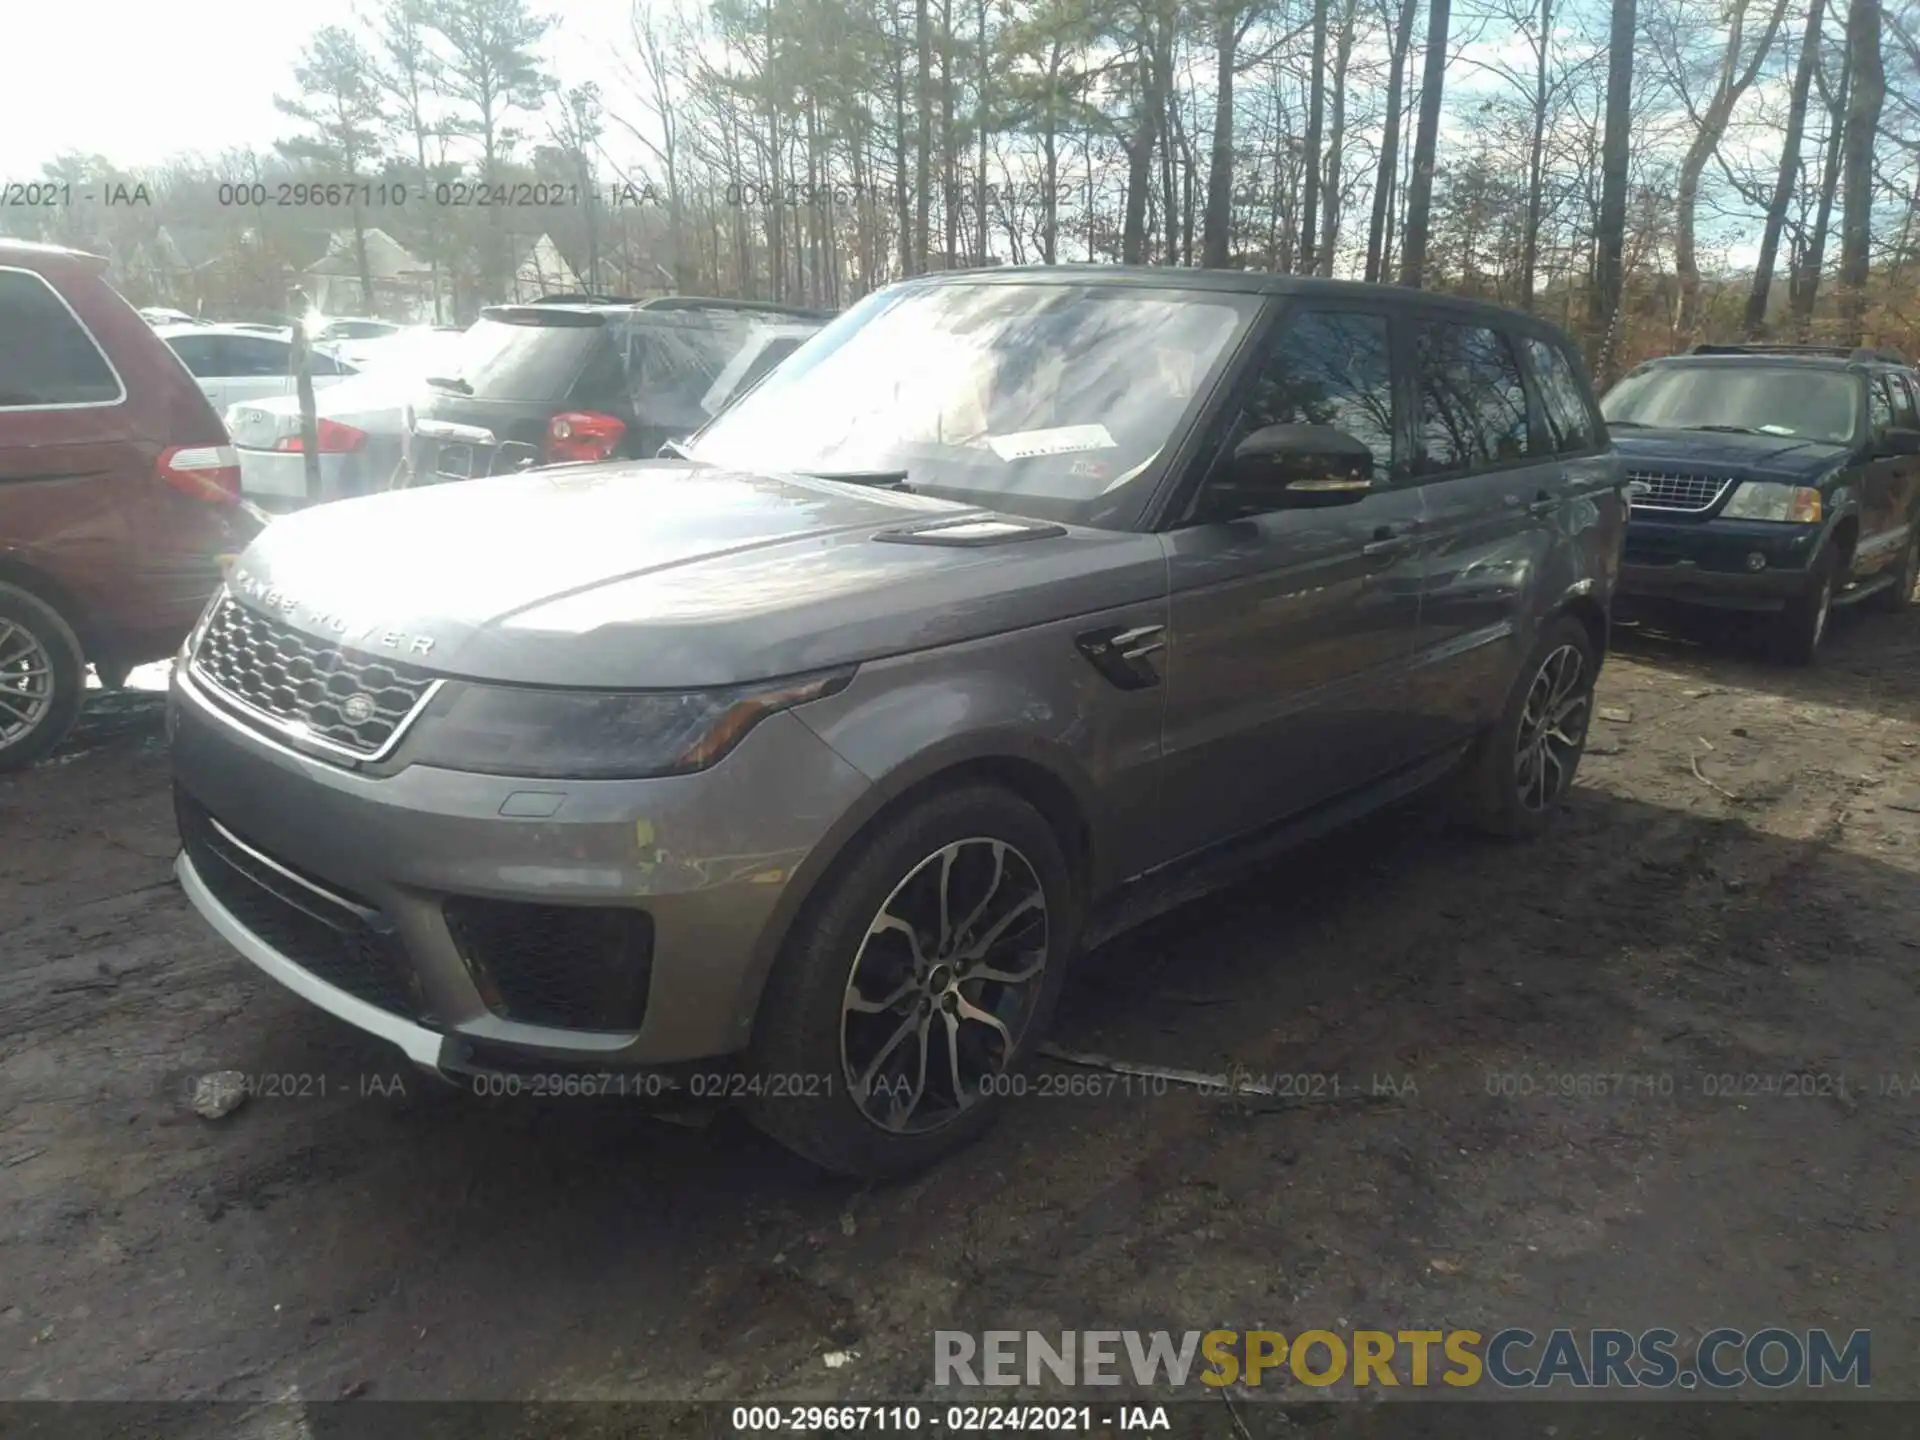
<box><xmin>874</xmin><ymin>516</ymin><xmax>1069</xmax><ymax>547</ymax></box>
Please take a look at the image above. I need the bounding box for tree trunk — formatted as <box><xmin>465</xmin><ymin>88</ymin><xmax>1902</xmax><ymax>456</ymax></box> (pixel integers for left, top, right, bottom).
<box><xmin>1155</xmin><ymin>16</ymin><xmax>1178</xmax><ymax>263</ymax></box>
<box><xmin>1590</xmin><ymin>0</ymin><xmax>1637</xmax><ymax>380</ymax></box>
<box><xmin>1518</xmin><ymin>0</ymin><xmax>1553</xmax><ymax>309</ymax></box>
<box><xmin>1202</xmin><ymin>7</ymin><xmax>1239</xmax><ymax>267</ymax></box>
<box><xmin>976</xmin><ymin>0</ymin><xmax>990</xmax><ymax>264</ymax></box>
<box><xmin>1122</xmin><ymin>42</ymin><xmax>1156</xmax><ymax>263</ymax></box>
<box><xmin>1836</xmin><ymin>0</ymin><xmax>1884</xmax><ymax>345</ymax></box>
<box><xmin>1674</xmin><ymin>0</ymin><xmax>1791</xmax><ymax>345</ymax></box>
<box><xmin>1793</xmin><ymin>45</ymin><xmax>1850</xmax><ymax>334</ymax></box>
<box><xmin>1317</xmin><ymin>0</ymin><xmax>1355</xmax><ymax>277</ymax></box>
<box><xmin>1299</xmin><ymin>0</ymin><xmax>1330</xmax><ymax>274</ymax></box>
<box><xmin>1744</xmin><ymin>0</ymin><xmax>1823</xmax><ymax>336</ymax></box>
<box><xmin>1366</xmin><ymin>0</ymin><xmax>1419</xmax><ymax>283</ymax></box>
<box><xmin>1398</xmin><ymin>0</ymin><xmax>1451</xmax><ymax>287</ymax></box>
<box><xmin>915</xmin><ymin>0</ymin><xmax>932</xmax><ymax>272</ymax></box>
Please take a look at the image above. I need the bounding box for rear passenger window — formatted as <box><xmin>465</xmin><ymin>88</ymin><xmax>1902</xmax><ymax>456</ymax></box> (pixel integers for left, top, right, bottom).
<box><xmin>1888</xmin><ymin>374</ymin><xmax>1919</xmax><ymax>430</ymax></box>
<box><xmin>1414</xmin><ymin>323</ymin><xmax>1530</xmax><ymax>474</ymax></box>
<box><xmin>1241</xmin><ymin>308</ymin><xmax>1395</xmax><ymax>472</ymax></box>
<box><xmin>224</xmin><ymin>337</ymin><xmax>291</xmax><ymax>377</ymax></box>
<box><xmin>0</xmin><ymin>269</ymin><xmax>121</xmax><ymax>407</ymax></box>
<box><xmin>1870</xmin><ymin>377</ymin><xmax>1896</xmax><ymax>435</ymax></box>
<box><xmin>1526</xmin><ymin>337</ymin><xmax>1596</xmax><ymax>453</ymax></box>
<box><xmin>167</xmin><ymin>334</ymin><xmax>223</xmax><ymax>377</ymax></box>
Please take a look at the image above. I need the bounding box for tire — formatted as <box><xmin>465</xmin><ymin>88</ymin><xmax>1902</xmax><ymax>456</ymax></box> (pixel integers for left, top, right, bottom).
<box><xmin>1458</xmin><ymin>614</ymin><xmax>1598</xmax><ymax>840</ymax></box>
<box><xmin>1773</xmin><ymin>545</ymin><xmax>1837</xmax><ymax>665</ymax></box>
<box><xmin>743</xmin><ymin>783</ymin><xmax>1078</xmax><ymax>1178</ymax></box>
<box><xmin>1865</xmin><ymin>528</ymin><xmax>1919</xmax><ymax>615</ymax></box>
<box><xmin>0</xmin><ymin>582</ymin><xmax>87</xmax><ymax>774</ymax></box>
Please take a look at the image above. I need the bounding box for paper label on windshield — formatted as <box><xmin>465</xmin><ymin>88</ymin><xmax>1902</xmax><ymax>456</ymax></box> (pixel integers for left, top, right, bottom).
<box><xmin>987</xmin><ymin>424</ymin><xmax>1118</xmax><ymax>461</ymax></box>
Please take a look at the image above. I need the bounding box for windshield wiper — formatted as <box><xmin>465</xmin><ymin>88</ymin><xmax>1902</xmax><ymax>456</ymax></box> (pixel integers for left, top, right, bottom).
<box><xmin>424</xmin><ymin>374</ymin><xmax>473</xmax><ymax>394</ymax></box>
<box><xmin>797</xmin><ymin>469</ymin><xmax>915</xmax><ymax>492</ymax></box>
<box><xmin>1606</xmin><ymin>419</ymin><xmax>1650</xmax><ymax>427</ymax></box>
<box><xmin>1684</xmin><ymin>423</ymin><xmax>1763</xmax><ymax>434</ymax></box>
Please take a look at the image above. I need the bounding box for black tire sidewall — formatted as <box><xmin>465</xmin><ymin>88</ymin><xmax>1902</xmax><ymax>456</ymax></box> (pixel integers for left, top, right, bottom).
<box><xmin>1463</xmin><ymin>614</ymin><xmax>1598</xmax><ymax>839</ymax></box>
<box><xmin>743</xmin><ymin>783</ymin><xmax>1077</xmax><ymax>1178</ymax></box>
<box><xmin>0</xmin><ymin>583</ymin><xmax>85</xmax><ymax>773</ymax></box>
<box><xmin>1776</xmin><ymin>545</ymin><xmax>1837</xmax><ymax>663</ymax></box>
<box><xmin>1869</xmin><ymin>531</ymin><xmax>1918</xmax><ymax>613</ymax></box>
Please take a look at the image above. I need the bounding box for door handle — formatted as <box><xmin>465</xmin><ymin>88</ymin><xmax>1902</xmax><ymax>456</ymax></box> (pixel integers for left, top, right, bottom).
<box><xmin>1362</xmin><ymin>524</ymin><xmax>1411</xmax><ymax>558</ymax></box>
<box><xmin>1506</xmin><ymin>489</ymin><xmax>1557</xmax><ymax>517</ymax></box>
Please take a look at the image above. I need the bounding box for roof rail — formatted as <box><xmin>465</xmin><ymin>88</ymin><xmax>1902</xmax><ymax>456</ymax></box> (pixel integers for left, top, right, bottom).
<box><xmin>1688</xmin><ymin>341</ymin><xmax>1909</xmax><ymax>364</ymax></box>
<box><xmin>1687</xmin><ymin>342</ymin><xmax>1854</xmax><ymax>358</ymax></box>
<box><xmin>529</xmin><ymin>292</ymin><xmax>642</xmax><ymax>305</ymax></box>
<box><xmin>636</xmin><ymin>295</ymin><xmax>834</xmax><ymax>320</ymax></box>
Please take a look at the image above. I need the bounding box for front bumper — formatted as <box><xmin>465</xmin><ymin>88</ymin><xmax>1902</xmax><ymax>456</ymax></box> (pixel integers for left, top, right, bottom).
<box><xmin>1617</xmin><ymin>516</ymin><xmax>1823</xmax><ymax>611</ymax></box>
<box><xmin>169</xmin><ymin>662</ymin><xmax>872</xmax><ymax>1073</ymax></box>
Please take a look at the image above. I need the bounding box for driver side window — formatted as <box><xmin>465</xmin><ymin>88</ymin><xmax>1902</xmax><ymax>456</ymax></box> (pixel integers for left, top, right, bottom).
<box><xmin>1240</xmin><ymin>309</ymin><xmax>1395</xmax><ymax>473</ymax></box>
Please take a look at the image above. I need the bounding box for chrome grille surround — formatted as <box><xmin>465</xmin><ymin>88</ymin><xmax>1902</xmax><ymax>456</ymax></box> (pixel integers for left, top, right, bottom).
<box><xmin>1625</xmin><ymin>469</ymin><xmax>1735</xmax><ymax>514</ymax></box>
<box><xmin>188</xmin><ymin>597</ymin><xmax>440</xmax><ymax>762</ymax></box>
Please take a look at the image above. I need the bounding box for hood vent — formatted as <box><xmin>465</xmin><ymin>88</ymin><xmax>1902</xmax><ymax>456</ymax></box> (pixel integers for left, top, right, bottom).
<box><xmin>873</xmin><ymin>515</ymin><xmax>1069</xmax><ymax>547</ymax></box>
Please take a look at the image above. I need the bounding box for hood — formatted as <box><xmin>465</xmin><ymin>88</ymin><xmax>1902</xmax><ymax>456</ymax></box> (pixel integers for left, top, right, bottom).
<box><xmin>1612</xmin><ymin>427</ymin><xmax>1850</xmax><ymax>483</ymax></box>
<box><xmin>224</xmin><ymin>461</ymin><xmax>1165</xmax><ymax>688</ymax></box>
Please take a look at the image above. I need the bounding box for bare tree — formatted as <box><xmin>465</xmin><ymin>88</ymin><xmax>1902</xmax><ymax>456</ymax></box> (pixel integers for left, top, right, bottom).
<box><xmin>1744</xmin><ymin>0</ymin><xmax>1826</xmax><ymax>335</ymax></box>
<box><xmin>1399</xmin><ymin>0</ymin><xmax>1453</xmax><ymax>286</ymax></box>
<box><xmin>1837</xmin><ymin>0</ymin><xmax>1885</xmax><ymax>342</ymax></box>
<box><xmin>1591</xmin><ymin>0</ymin><xmax>1637</xmax><ymax>378</ymax></box>
<box><xmin>1366</xmin><ymin>0</ymin><xmax>1421</xmax><ymax>281</ymax></box>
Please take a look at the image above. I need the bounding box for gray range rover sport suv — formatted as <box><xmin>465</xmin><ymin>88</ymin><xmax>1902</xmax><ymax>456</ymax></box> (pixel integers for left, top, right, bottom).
<box><xmin>169</xmin><ymin>267</ymin><xmax>1627</xmax><ymax>1176</ymax></box>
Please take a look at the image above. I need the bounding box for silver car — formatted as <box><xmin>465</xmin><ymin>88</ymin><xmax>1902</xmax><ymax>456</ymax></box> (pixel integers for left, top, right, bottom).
<box><xmin>170</xmin><ymin>267</ymin><xmax>1626</xmax><ymax>1176</ymax></box>
<box><xmin>227</xmin><ymin>328</ymin><xmax>471</xmax><ymax>510</ymax></box>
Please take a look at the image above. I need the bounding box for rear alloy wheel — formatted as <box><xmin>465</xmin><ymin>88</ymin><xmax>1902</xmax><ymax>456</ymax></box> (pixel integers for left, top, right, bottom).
<box><xmin>745</xmin><ymin>785</ymin><xmax>1075</xmax><ymax>1177</ymax></box>
<box><xmin>0</xmin><ymin>583</ymin><xmax>86</xmax><ymax>774</ymax></box>
<box><xmin>1775</xmin><ymin>547</ymin><xmax>1836</xmax><ymax>665</ymax></box>
<box><xmin>1866</xmin><ymin>529</ymin><xmax>1919</xmax><ymax>615</ymax></box>
<box><xmin>1459</xmin><ymin>615</ymin><xmax>1597</xmax><ymax>839</ymax></box>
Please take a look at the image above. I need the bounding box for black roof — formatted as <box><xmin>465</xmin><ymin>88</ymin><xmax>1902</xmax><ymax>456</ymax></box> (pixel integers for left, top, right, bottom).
<box><xmin>891</xmin><ymin>264</ymin><xmax>1574</xmax><ymax>330</ymax></box>
<box><xmin>1644</xmin><ymin>342</ymin><xmax>1912</xmax><ymax>370</ymax></box>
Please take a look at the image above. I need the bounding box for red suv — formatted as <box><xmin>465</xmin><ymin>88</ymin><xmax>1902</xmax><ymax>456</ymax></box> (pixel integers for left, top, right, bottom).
<box><xmin>0</xmin><ymin>239</ymin><xmax>260</xmax><ymax>770</ymax></box>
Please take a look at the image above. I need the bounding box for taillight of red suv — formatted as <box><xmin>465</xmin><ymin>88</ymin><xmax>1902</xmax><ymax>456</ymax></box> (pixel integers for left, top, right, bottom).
<box><xmin>545</xmin><ymin>411</ymin><xmax>626</xmax><ymax>464</ymax></box>
<box><xmin>158</xmin><ymin>444</ymin><xmax>241</xmax><ymax>503</ymax></box>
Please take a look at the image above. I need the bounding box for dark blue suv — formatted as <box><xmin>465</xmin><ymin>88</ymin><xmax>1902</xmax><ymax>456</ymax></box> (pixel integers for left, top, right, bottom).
<box><xmin>1602</xmin><ymin>344</ymin><xmax>1920</xmax><ymax>663</ymax></box>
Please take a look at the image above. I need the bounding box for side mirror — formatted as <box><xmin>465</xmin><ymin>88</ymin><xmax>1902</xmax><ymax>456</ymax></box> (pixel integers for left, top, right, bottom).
<box><xmin>1877</xmin><ymin>427</ymin><xmax>1920</xmax><ymax>458</ymax></box>
<box><xmin>1200</xmin><ymin>424</ymin><xmax>1378</xmax><ymax>522</ymax></box>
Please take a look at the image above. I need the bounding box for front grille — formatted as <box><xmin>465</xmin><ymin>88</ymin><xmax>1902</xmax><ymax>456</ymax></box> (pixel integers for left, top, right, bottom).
<box><xmin>1626</xmin><ymin>469</ymin><xmax>1734</xmax><ymax>514</ymax></box>
<box><xmin>445</xmin><ymin>898</ymin><xmax>654</xmax><ymax>1032</ymax></box>
<box><xmin>192</xmin><ymin>597</ymin><xmax>435</xmax><ymax>758</ymax></box>
<box><xmin>176</xmin><ymin>791</ymin><xmax>434</xmax><ymax>1024</ymax></box>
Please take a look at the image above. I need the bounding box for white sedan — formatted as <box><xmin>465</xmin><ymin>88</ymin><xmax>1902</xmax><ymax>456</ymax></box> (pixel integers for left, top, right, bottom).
<box><xmin>156</xmin><ymin>323</ymin><xmax>357</xmax><ymax>413</ymax></box>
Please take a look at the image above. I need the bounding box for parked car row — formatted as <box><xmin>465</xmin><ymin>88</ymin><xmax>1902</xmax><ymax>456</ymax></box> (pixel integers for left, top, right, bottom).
<box><xmin>6</xmin><ymin>233</ymin><xmax>1919</xmax><ymax>1179</ymax></box>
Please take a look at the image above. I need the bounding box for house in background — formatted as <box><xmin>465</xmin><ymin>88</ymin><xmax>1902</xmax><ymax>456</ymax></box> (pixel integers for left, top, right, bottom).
<box><xmin>305</xmin><ymin>228</ymin><xmax>438</xmax><ymax>321</ymax></box>
<box><xmin>511</xmin><ymin>233</ymin><xmax>584</xmax><ymax>300</ymax></box>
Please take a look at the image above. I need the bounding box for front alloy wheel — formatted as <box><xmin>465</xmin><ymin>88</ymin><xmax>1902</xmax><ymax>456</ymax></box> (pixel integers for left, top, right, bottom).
<box><xmin>840</xmin><ymin>838</ymin><xmax>1049</xmax><ymax>1134</ymax></box>
<box><xmin>744</xmin><ymin>784</ymin><xmax>1074</xmax><ymax>1177</ymax></box>
<box><xmin>1514</xmin><ymin>643</ymin><xmax>1589</xmax><ymax>813</ymax></box>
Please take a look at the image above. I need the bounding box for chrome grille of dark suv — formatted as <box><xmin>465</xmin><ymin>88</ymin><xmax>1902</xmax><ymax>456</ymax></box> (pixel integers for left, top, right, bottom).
<box><xmin>191</xmin><ymin>597</ymin><xmax>436</xmax><ymax>758</ymax></box>
<box><xmin>1625</xmin><ymin>469</ymin><xmax>1734</xmax><ymax>514</ymax></box>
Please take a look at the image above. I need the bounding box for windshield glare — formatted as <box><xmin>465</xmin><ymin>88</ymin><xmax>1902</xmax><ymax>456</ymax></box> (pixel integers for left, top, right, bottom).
<box><xmin>687</xmin><ymin>282</ymin><xmax>1256</xmax><ymax>527</ymax></box>
<box><xmin>1601</xmin><ymin>365</ymin><xmax>1859</xmax><ymax>445</ymax></box>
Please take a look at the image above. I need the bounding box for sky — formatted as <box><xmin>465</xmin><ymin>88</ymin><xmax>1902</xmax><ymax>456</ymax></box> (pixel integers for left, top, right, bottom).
<box><xmin>0</xmin><ymin>0</ymin><xmax>632</xmax><ymax>180</ymax></box>
<box><xmin>2</xmin><ymin>0</ymin><xmax>1774</xmax><ymax>267</ymax></box>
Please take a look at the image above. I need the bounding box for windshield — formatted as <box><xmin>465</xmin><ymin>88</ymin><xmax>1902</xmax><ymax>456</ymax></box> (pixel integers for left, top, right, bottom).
<box><xmin>686</xmin><ymin>281</ymin><xmax>1258</xmax><ymax>527</ymax></box>
<box><xmin>1601</xmin><ymin>364</ymin><xmax>1859</xmax><ymax>446</ymax></box>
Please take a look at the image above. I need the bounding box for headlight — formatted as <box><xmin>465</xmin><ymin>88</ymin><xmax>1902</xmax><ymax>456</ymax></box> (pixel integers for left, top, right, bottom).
<box><xmin>1720</xmin><ymin>481</ymin><xmax>1822</xmax><ymax>523</ymax></box>
<box><xmin>406</xmin><ymin>668</ymin><xmax>854</xmax><ymax>779</ymax></box>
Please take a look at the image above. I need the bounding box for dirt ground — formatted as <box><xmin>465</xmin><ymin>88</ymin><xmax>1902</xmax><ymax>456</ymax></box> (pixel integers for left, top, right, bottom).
<box><xmin>4</xmin><ymin>602</ymin><xmax>1919</xmax><ymax>1415</ymax></box>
